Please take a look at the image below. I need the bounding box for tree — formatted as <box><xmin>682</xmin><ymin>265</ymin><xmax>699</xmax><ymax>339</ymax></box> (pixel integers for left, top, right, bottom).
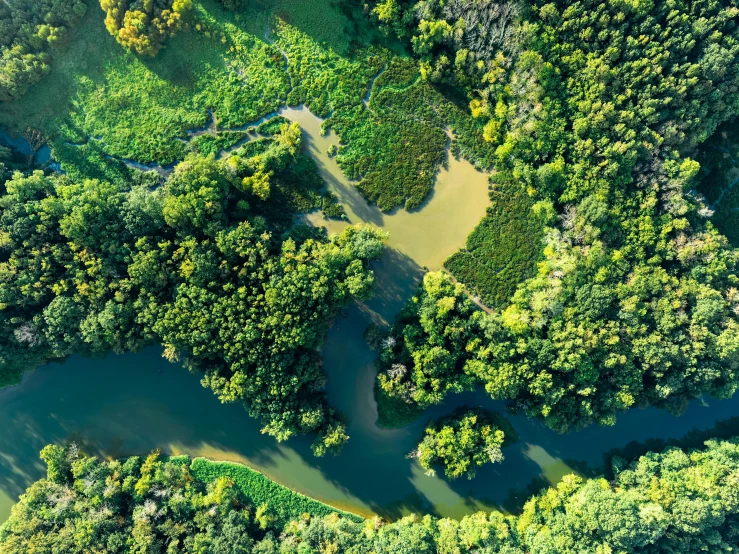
<box><xmin>0</xmin><ymin>0</ymin><xmax>86</xmax><ymax>101</ymax></box>
<box><xmin>99</xmin><ymin>0</ymin><xmax>193</xmax><ymax>56</ymax></box>
<box><xmin>375</xmin><ymin>271</ymin><xmax>479</xmax><ymax>409</ymax></box>
<box><xmin>411</xmin><ymin>408</ymin><xmax>514</xmax><ymax>479</ymax></box>
<box><xmin>0</xmin><ymin>139</ymin><xmax>386</xmax><ymax>451</ymax></box>
<box><xmin>5</xmin><ymin>439</ymin><xmax>739</xmax><ymax>553</ymax></box>
<box><xmin>374</xmin><ymin>0</ymin><xmax>739</xmax><ymax>436</ymax></box>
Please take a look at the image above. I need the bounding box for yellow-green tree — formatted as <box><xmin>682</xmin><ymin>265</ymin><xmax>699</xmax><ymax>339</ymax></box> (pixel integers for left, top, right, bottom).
<box><xmin>99</xmin><ymin>0</ymin><xmax>192</xmax><ymax>56</ymax></box>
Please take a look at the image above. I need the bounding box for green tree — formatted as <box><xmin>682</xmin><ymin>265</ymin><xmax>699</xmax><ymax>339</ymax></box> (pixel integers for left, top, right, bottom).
<box><xmin>0</xmin><ymin>0</ymin><xmax>86</xmax><ymax>101</ymax></box>
<box><xmin>0</xmin><ymin>142</ymin><xmax>386</xmax><ymax>451</ymax></box>
<box><xmin>100</xmin><ymin>0</ymin><xmax>192</xmax><ymax>56</ymax></box>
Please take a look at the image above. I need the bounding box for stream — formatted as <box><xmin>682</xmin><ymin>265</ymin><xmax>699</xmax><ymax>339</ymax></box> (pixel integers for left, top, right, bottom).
<box><xmin>1</xmin><ymin>107</ymin><xmax>739</xmax><ymax>525</ymax></box>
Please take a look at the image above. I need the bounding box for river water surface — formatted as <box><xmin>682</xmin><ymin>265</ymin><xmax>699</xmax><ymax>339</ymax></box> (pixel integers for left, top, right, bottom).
<box><xmin>2</xmin><ymin>107</ymin><xmax>739</xmax><ymax>523</ymax></box>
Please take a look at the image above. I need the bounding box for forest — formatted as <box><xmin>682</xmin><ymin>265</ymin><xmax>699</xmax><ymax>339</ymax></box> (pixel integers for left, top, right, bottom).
<box><xmin>3</xmin><ymin>0</ymin><xmax>739</xmax><ymax>550</ymax></box>
<box><xmin>0</xmin><ymin>0</ymin><xmax>493</xmax><ymax>454</ymax></box>
<box><xmin>371</xmin><ymin>0</ymin><xmax>739</xmax><ymax>434</ymax></box>
<box><xmin>0</xmin><ymin>123</ymin><xmax>386</xmax><ymax>455</ymax></box>
<box><xmin>3</xmin><ymin>438</ymin><xmax>739</xmax><ymax>553</ymax></box>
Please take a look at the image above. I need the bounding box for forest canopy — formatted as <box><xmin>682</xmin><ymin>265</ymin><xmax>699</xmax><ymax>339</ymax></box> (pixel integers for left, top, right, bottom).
<box><xmin>0</xmin><ymin>125</ymin><xmax>386</xmax><ymax>455</ymax></box>
<box><xmin>3</xmin><ymin>438</ymin><xmax>739</xmax><ymax>553</ymax></box>
<box><xmin>370</xmin><ymin>0</ymin><xmax>739</xmax><ymax>434</ymax></box>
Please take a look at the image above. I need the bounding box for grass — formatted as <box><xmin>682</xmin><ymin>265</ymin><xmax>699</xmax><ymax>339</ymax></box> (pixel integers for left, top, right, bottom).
<box><xmin>188</xmin><ymin>457</ymin><xmax>362</xmax><ymax>527</ymax></box>
<box><xmin>1</xmin><ymin>0</ymin><xmax>497</xmax><ymax>216</ymax></box>
<box><xmin>190</xmin><ymin>130</ymin><xmax>250</xmax><ymax>156</ymax></box>
<box><xmin>326</xmin><ymin>55</ymin><xmax>496</xmax><ymax>211</ymax></box>
<box><xmin>445</xmin><ymin>175</ymin><xmax>544</xmax><ymax>307</ymax></box>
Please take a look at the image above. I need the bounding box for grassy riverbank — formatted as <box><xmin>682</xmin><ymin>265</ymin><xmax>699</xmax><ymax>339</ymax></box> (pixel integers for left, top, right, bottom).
<box><xmin>188</xmin><ymin>457</ymin><xmax>363</xmax><ymax>526</ymax></box>
<box><xmin>6</xmin><ymin>439</ymin><xmax>739</xmax><ymax>552</ymax></box>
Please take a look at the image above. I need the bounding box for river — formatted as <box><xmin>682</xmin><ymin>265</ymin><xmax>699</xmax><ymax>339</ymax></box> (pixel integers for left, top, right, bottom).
<box><xmin>2</xmin><ymin>107</ymin><xmax>739</xmax><ymax>523</ymax></box>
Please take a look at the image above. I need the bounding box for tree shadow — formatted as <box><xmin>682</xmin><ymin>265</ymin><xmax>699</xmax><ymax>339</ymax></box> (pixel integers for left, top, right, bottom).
<box><xmin>304</xmin><ymin>147</ymin><xmax>386</xmax><ymax>228</ymax></box>
<box><xmin>600</xmin><ymin>415</ymin><xmax>739</xmax><ymax>479</ymax></box>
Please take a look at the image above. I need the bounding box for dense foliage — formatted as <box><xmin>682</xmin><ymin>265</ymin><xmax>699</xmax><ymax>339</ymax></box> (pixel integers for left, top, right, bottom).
<box><xmin>0</xmin><ymin>446</ymin><xmax>355</xmax><ymax>553</ymax></box>
<box><xmin>372</xmin><ymin>0</ymin><xmax>739</xmax><ymax>434</ymax></box>
<box><xmin>0</xmin><ymin>0</ymin><xmax>501</xmax><ymax>458</ymax></box>
<box><xmin>444</xmin><ymin>175</ymin><xmax>543</xmax><ymax>307</ymax></box>
<box><xmin>411</xmin><ymin>407</ymin><xmax>516</xmax><ymax>480</ymax></box>
<box><xmin>515</xmin><ymin>437</ymin><xmax>739</xmax><ymax>553</ymax></box>
<box><xmin>371</xmin><ymin>0</ymin><xmax>521</xmax><ymax>93</ymax></box>
<box><xmin>274</xmin><ymin>25</ymin><xmax>496</xmax><ymax>211</ymax></box>
<box><xmin>0</xmin><ymin>124</ymin><xmax>386</xmax><ymax>454</ymax></box>
<box><xmin>0</xmin><ymin>0</ymin><xmax>86</xmax><ymax>101</ymax></box>
<box><xmin>374</xmin><ymin>272</ymin><xmax>478</xmax><ymax>410</ymax></box>
<box><xmin>100</xmin><ymin>0</ymin><xmax>193</xmax><ymax>56</ymax></box>
<box><xmin>5</xmin><ymin>438</ymin><xmax>739</xmax><ymax>553</ymax></box>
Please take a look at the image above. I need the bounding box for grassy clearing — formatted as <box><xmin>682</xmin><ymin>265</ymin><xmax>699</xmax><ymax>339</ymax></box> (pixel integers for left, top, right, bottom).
<box><xmin>70</xmin><ymin>9</ymin><xmax>290</xmax><ymax>164</ymax></box>
<box><xmin>445</xmin><ymin>176</ymin><xmax>544</xmax><ymax>308</ymax></box>
<box><xmin>189</xmin><ymin>457</ymin><xmax>362</xmax><ymax>527</ymax></box>
<box><xmin>325</xmin><ymin>55</ymin><xmax>496</xmax><ymax>211</ymax></box>
<box><xmin>1</xmin><ymin>0</ymin><xmax>497</xmax><ymax>215</ymax></box>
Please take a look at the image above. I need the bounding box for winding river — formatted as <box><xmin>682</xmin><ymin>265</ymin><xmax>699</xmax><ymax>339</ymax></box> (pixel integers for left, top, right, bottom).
<box><xmin>2</xmin><ymin>107</ymin><xmax>739</xmax><ymax>523</ymax></box>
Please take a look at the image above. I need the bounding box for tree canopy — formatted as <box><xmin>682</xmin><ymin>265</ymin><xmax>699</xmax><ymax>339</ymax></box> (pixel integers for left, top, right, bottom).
<box><xmin>371</xmin><ymin>0</ymin><xmax>739</xmax><ymax>434</ymax></box>
<box><xmin>100</xmin><ymin>0</ymin><xmax>193</xmax><ymax>56</ymax></box>
<box><xmin>0</xmin><ymin>125</ymin><xmax>386</xmax><ymax>454</ymax></box>
<box><xmin>411</xmin><ymin>407</ymin><xmax>517</xmax><ymax>480</ymax></box>
<box><xmin>4</xmin><ymin>438</ymin><xmax>739</xmax><ymax>553</ymax></box>
<box><xmin>0</xmin><ymin>0</ymin><xmax>86</xmax><ymax>101</ymax></box>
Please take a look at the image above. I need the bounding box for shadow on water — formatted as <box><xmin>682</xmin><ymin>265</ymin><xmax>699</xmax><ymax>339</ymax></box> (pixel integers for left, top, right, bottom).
<box><xmin>288</xmin><ymin>107</ymin><xmax>386</xmax><ymax>229</ymax></box>
<box><xmin>0</xmin><ymin>129</ymin><xmax>51</xmax><ymax>167</ymax></box>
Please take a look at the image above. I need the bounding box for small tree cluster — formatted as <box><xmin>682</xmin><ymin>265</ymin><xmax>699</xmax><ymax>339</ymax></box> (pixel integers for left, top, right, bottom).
<box><xmin>412</xmin><ymin>408</ymin><xmax>514</xmax><ymax>479</ymax></box>
<box><xmin>100</xmin><ymin>0</ymin><xmax>193</xmax><ymax>56</ymax></box>
<box><xmin>0</xmin><ymin>0</ymin><xmax>86</xmax><ymax>101</ymax></box>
